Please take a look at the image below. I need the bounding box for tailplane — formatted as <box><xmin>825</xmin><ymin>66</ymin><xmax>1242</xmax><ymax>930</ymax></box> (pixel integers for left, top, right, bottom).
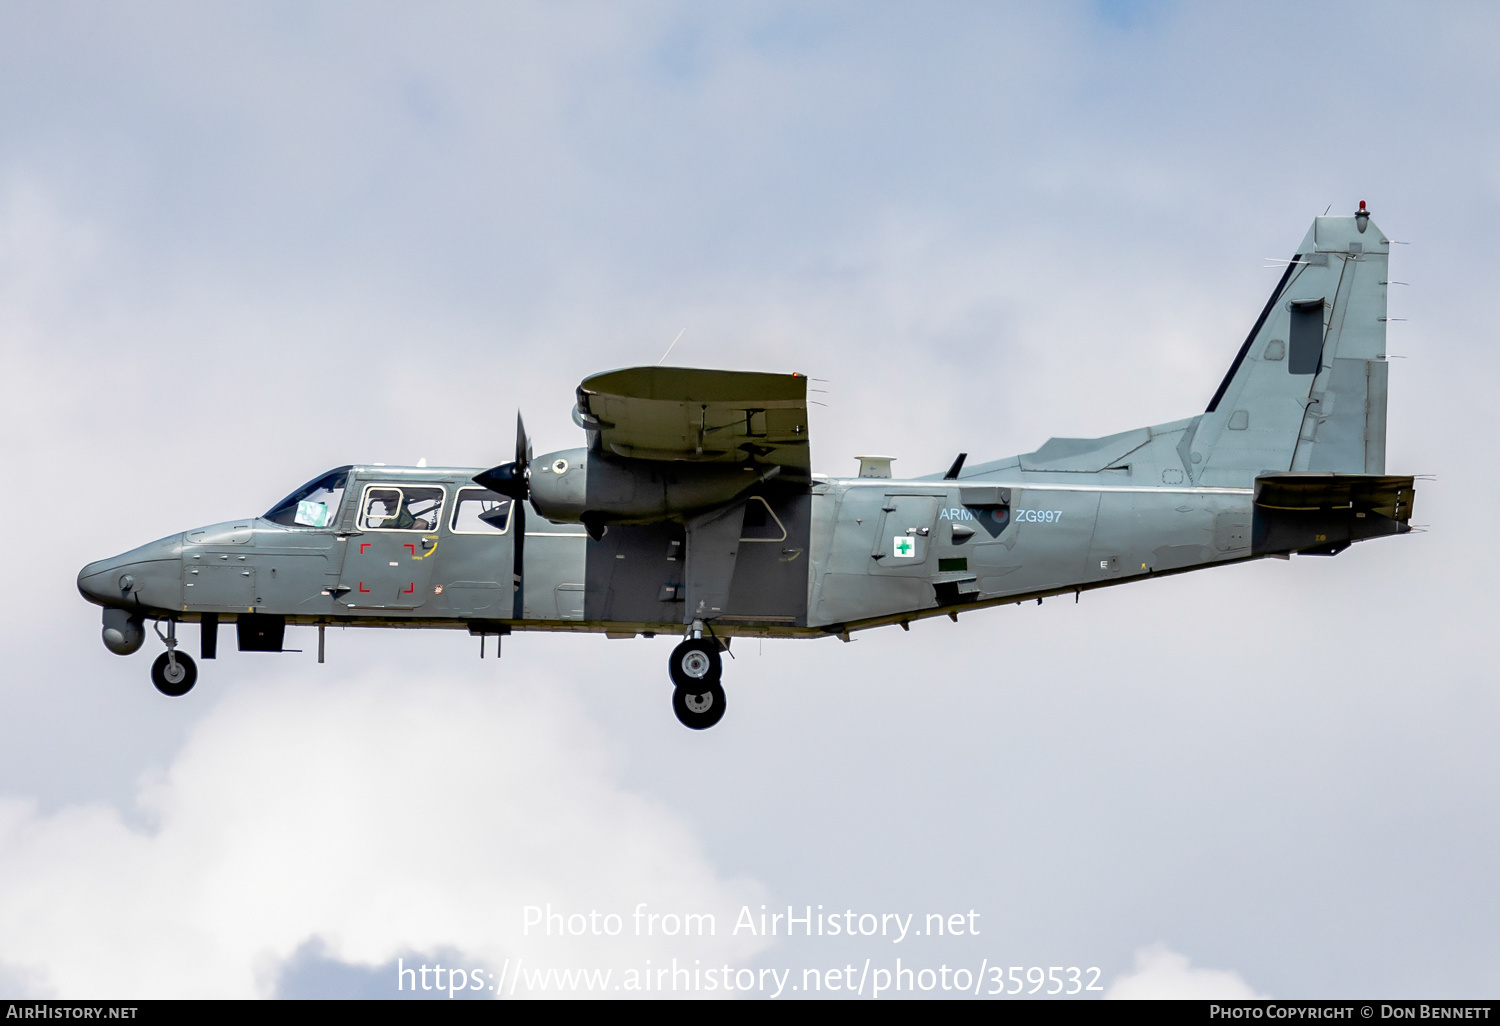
<box><xmin>1252</xmin><ymin>472</ymin><xmax>1414</xmax><ymax>557</ymax></box>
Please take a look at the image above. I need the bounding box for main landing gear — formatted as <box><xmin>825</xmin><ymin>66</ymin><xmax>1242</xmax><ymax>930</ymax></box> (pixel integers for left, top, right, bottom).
<box><xmin>668</xmin><ymin>628</ymin><xmax>726</xmax><ymax>730</ymax></box>
<box><xmin>150</xmin><ymin>619</ymin><xmax>197</xmax><ymax>697</ymax></box>
<box><xmin>672</xmin><ymin>683</ymin><xmax>725</xmax><ymax>730</ymax></box>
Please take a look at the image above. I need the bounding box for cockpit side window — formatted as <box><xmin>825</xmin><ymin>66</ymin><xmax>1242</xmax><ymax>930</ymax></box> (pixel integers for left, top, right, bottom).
<box><xmin>264</xmin><ymin>467</ymin><xmax>351</xmax><ymax>528</ymax></box>
<box><xmin>450</xmin><ymin>488</ymin><xmax>512</xmax><ymax>534</ymax></box>
<box><xmin>358</xmin><ymin>485</ymin><xmax>446</xmax><ymax>532</ymax></box>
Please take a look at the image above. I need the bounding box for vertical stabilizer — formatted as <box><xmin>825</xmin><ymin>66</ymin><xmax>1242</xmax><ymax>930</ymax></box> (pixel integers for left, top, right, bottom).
<box><xmin>1190</xmin><ymin>206</ymin><xmax>1391</xmax><ymax>486</ymax></box>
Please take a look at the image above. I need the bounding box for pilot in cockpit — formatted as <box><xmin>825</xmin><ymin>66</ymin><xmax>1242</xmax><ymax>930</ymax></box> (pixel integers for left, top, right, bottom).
<box><xmin>395</xmin><ymin>492</ymin><xmax>441</xmax><ymax>532</ymax></box>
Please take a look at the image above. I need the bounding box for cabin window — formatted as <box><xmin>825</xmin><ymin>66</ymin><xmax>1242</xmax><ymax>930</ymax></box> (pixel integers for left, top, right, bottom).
<box><xmin>450</xmin><ymin>489</ymin><xmax>513</xmax><ymax>534</ymax></box>
<box><xmin>358</xmin><ymin>485</ymin><xmax>445</xmax><ymax>531</ymax></box>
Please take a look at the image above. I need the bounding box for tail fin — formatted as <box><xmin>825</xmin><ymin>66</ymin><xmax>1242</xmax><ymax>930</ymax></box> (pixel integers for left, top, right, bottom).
<box><xmin>1190</xmin><ymin>206</ymin><xmax>1391</xmax><ymax>486</ymax></box>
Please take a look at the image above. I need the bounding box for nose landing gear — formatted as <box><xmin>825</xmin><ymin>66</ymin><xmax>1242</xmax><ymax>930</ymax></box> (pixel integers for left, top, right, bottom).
<box><xmin>151</xmin><ymin>620</ymin><xmax>197</xmax><ymax>697</ymax></box>
<box><xmin>668</xmin><ymin>629</ymin><xmax>727</xmax><ymax>729</ymax></box>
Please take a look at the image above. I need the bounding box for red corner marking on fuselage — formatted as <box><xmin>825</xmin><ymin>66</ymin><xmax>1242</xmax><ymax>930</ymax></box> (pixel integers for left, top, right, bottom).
<box><xmin>403</xmin><ymin>582</ymin><xmax>415</xmax><ymax>594</ymax></box>
<box><xmin>358</xmin><ymin>582</ymin><xmax>370</xmax><ymax>593</ymax></box>
<box><xmin>359</xmin><ymin>543</ymin><xmax>371</xmax><ymax>554</ymax></box>
<box><xmin>404</xmin><ymin>543</ymin><xmax>416</xmax><ymax>556</ymax></box>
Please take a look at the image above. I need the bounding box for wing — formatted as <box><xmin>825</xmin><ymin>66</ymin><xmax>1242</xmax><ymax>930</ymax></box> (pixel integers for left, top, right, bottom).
<box><xmin>576</xmin><ymin>366</ymin><xmax>810</xmax><ymax>479</ymax></box>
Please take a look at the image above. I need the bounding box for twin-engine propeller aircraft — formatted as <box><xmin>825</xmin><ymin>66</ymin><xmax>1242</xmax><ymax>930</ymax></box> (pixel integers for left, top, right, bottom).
<box><xmin>79</xmin><ymin>206</ymin><xmax>1415</xmax><ymax>729</ymax></box>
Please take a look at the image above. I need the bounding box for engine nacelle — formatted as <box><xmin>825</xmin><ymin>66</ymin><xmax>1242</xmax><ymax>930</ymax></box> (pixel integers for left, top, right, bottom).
<box><xmin>101</xmin><ymin>608</ymin><xmax>145</xmax><ymax>655</ymax></box>
<box><xmin>527</xmin><ymin>448</ymin><xmax>590</xmax><ymax>521</ymax></box>
<box><xmin>528</xmin><ymin>448</ymin><xmax>772</xmax><ymax>526</ymax></box>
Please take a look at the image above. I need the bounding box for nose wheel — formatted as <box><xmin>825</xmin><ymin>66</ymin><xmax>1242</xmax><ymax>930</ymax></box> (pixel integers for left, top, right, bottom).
<box><xmin>151</xmin><ymin>651</ymin><xmax>197</xmax><ymax>696</ymax></box>
<box><xmin>151</xmin><ymin>619</ymin><xmax>197</xmax><ymax>697</ymax></box>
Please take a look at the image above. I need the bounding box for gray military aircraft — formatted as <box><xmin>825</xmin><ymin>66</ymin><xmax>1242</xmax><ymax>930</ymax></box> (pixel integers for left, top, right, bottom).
<box><xmin>78</xmin><ymin>205</ymin><xmax>1415</xmax><ymax>729</ymax></box>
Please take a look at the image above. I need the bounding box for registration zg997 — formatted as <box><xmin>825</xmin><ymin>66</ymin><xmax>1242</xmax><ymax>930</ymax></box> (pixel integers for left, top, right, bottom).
<box><xmin>1015</xmin><ymin>509</ymin><xmax>1064</xmax><ymax>524</ymax></box>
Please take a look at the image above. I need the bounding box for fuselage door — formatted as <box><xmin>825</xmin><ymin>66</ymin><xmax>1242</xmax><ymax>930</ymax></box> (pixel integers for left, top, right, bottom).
<box><xmin>871</xmin><ymin>493</ymin><xmax>943</xmax><ymax>573</ymax></box>
<box><xmin>337</xmin><ymin>483</ymin><xmax>447</xmax><ymax>610</ymax></box>
<box><xmin>432</xmin><ymin>487</ymin><xmax>516</xmax><ymax>618</ymax></box>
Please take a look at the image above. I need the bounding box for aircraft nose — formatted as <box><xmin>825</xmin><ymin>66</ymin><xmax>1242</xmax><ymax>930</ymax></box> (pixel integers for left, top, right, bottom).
<box><xmin>77</xmin><ymin>534</ymin><xmax>184</xmax><ymax>611</ymax></box>
<box><xmin>77</xmin><ymin>558</ymin><xmax>137</xmax><ymax>608</ymax></box>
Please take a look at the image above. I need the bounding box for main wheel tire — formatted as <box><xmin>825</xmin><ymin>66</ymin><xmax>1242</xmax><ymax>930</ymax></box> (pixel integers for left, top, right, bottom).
<box><xmin>151</xmin><ymin>651</ymin><xmax>197</xmax><ymax>697</ymax></box>
<box><xmin>668</xmin><ymin>638</ymin><xmax>722</xmax><ymax>691</ymax></box>
<box><xmin>672</xmin><ymin>682</ymin><xmax>726</xmax><ymax>730</ymax></box>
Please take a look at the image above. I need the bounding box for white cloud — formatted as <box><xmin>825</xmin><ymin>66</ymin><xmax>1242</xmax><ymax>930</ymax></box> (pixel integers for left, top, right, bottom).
<box><xmin>0</xmin><ymin>669</ymin><xmax>767</xmax><ymax>998</ymax></box>
<box><xmin>1106</xmin><ymin>944</ymin><xmax>1265</xmax><ymax>1000</ymax></box>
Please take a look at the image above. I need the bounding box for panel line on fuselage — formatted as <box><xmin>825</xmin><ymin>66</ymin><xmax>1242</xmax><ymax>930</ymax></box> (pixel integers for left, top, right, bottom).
<box><xmin>830</xmin><ymin>479</ymin><xmax>1253</xmax><ymax>496</ymax></box>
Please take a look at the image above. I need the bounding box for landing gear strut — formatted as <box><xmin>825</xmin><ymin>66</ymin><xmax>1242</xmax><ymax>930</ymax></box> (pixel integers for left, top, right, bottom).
<box><xmin>669</xmin><ymin>631</ymin><xmax>726</xmax><ymax>730</ymax></box>
<box><xmin>151</xmin><ymin>620</ymin><xmax>197</xmax><ymax>697</ymax></box>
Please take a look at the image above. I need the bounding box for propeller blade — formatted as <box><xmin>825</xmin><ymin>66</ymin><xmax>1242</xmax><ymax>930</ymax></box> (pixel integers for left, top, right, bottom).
<box><xmin>469</xmin><ymin>409</ymin><xmax>532</xmax><ymax>621</ymax></box>
<box><xmin>516</xmin><ymin>412</ymin><xmax>530</xmax><ymax>473</ymax></box>
<box><xmin>511</xmin><ymin>499</ymin><xmax>525</xmax><ymax>620</ymax></box>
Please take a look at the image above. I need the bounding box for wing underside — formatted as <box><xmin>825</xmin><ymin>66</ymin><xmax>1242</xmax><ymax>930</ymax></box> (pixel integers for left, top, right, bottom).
<box><xmin>576</xmin><ymin>366</ymin><xmax>810</xmax><ymax>480</ymax></box>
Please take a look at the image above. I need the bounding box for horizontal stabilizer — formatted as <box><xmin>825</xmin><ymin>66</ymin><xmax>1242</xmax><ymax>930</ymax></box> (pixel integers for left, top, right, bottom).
<box><xmin>1255</xmin><ymin>473</ymin><xmax>1414</xmax><ymax>518</ymax></box>
<box><xmin>1252</xmin><ymin>473</ymin><xmax>1415</xmax><ymax>556</ymax></box>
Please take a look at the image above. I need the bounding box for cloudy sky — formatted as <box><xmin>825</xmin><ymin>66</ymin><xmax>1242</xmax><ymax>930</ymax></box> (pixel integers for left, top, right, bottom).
<box><xmin>0</xmin><ymin>0</ymin><xmax>1496</xmax><ymax>999</ymax></box>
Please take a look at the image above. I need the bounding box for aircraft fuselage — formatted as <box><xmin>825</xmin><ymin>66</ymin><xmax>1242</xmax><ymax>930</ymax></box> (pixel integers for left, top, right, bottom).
<box><xmin>78</xmin><ymin>455</ymin><xmax>1266</xmax><ymax>643</ymax></box>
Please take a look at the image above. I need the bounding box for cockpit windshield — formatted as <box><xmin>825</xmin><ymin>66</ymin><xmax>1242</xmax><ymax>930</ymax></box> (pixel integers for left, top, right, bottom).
<box><xmin>264</xmin><ymin>467</ymin><xmax>352</xmax><ymax>528</ymax></box>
